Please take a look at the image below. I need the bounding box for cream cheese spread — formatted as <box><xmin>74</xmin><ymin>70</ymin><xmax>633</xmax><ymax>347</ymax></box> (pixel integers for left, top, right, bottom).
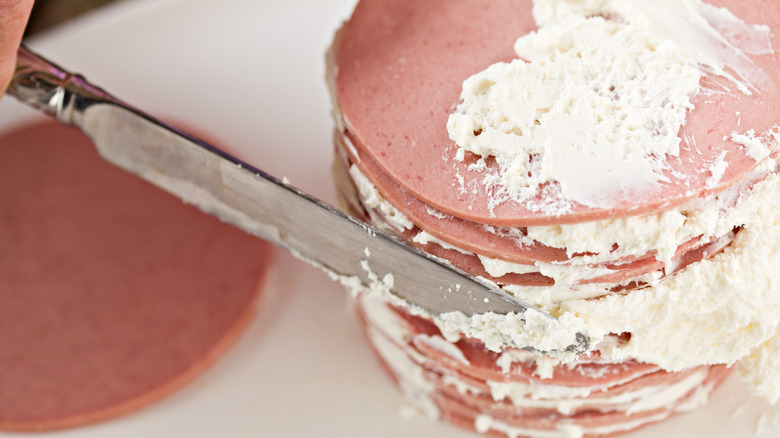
<box><xmin>347</xmin><ymin>161</ymin><xmax>776</xmax><ymax>308</ymax></box>
<box><xmin>447</xmin><ymin>0</ymin><xmax>775</xmax><ymax>211</ymax></box>
<box><xmin>438</xmin><ymin>162</ymin><xmax>780</xmax><ymax>399</ymax></box>
<box><xmin>355</xmin><ymin>290</ymin><xmax>717</xmax><ymax>438</ymax></box>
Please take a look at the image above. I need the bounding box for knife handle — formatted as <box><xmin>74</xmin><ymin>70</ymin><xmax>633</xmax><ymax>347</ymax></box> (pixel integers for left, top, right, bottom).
<box><xmin>9</xmin><ymin>45</ymin><xmax>110</xmax><ymax>127</ymax></box>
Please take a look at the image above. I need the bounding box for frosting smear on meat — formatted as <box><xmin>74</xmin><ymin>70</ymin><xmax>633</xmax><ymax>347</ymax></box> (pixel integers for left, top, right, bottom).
<box><xmin>447</xmin><ymin>0</ymin><xmax>774</xmax><ymax>211</ymax></box>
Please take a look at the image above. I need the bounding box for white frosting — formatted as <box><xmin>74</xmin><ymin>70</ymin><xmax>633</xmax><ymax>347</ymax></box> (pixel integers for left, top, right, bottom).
<box><xmin>496</xmin><ymin>348</ymin><xmax>564</xmax><ymax>379</ymax></box>
<box><xmin>705</xmin><ymin>151</ymin><xmax>729</xmax><ymax>188</ymax></box>
<box><xmin>367</xmin><ymin>328</ymin><xmax>440</xmax><ymax>419</ymax></box>
<box><xmin>357</xmin><ymin>292</ymin><xmax>717</xmax><ymax>437</ymax></box>
<box><xmin>441</xmin><ymin>373</ymin><xmax>482</xmax><ymax>397</ymax></box>
<box><xmin>449</xmin><ymin>15</ymin><xmax>696</xmax><ymax>210</ymax></box>
<box><xmin>447</xmin><ymin>0</ymin><xmax>774</xmax><ymax>211</ymax></box>
<box><xmin>436</xmin><ymin>307</ymin><xmax>599</xmax><ymax>362</ymax></box>
<box><xmin>624</xmin><ymin>369</ymin><xmax>709</xmax><ymax>414</ymax></box>
<box><xmin>413</xmin><ymin>230</ymin><xmax>473</xmax><ymax>255</ymax></box>
<box><xmin>477</xmin><ymin>255</ymin><xmax>536</xmax><ymax>276</ymax></box>
<box><xmin>731</xmin><ymin>128</ymin><xmax>776</xmax><ymax>162</ymax></box>
<box><xmin>739</xmin><ymin>331</ymin><xmax>780</xmax><ymax>405</ymax></box>
<box><xmin>523</xmin><ymin>170</ymin><xmax>763</xmax><ymax>264</ymax></box>
<box><xmin>475</xmin><ymin>411</ymin><xmax>673</xmax><ymax>438</ymax></box>
<box><xmin>486</xmin><ymin>368</ymin><xmax>709</xmax><ymax>416</ymax></box>
<box><xmin>414</xmin><ymin>334</ymin><xmax>470</xmax><ymax>365</ymax></box>
<box><xmin>349</xmin><ymin>164</ymin><xmax>414</xmax><ymax>231</ymax></box>
<box><xmin>563</xmin><ymin>175</ymin><xmax>780</xmax><ymax>375</ymax></box>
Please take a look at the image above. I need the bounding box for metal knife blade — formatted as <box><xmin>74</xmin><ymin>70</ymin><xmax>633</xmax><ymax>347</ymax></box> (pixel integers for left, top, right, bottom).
<box><xmin>8</xmin><ymin>46</ymin><xmax>589</xmax><ymax>354</ymax></box>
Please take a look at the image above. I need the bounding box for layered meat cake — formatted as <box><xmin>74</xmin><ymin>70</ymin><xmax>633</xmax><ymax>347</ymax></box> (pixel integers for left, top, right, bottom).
<box><xmin>328</xmin><ymin>0</ymin><xmax>780</xmax><ymax>436</ymax></box>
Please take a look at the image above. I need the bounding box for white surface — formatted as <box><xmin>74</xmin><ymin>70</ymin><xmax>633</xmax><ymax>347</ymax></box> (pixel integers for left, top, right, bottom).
<box><xmin>1</xmin><ymin>0</ymin><xmax>779</xmax><ymax>437</ymax></box>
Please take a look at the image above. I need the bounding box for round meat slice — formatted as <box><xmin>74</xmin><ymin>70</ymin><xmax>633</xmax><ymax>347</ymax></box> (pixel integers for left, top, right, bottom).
<box><xmin>0</xmin><ymin>121</ymin><xmax>274</xmax><ymax>431</ymax></box>
<box><xmin>334</xmin><ymin>0</ymin><xmax>780</xmax><ymax>226</ymax></box>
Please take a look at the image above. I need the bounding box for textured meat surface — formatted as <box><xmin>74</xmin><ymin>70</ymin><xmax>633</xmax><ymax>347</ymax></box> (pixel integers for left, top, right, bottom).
<box><xmin>0</xmin><ymin>121</ymin><xmax>273</xmax><ymax>431</ymax></box>
<box><xmin>336</xmin><ymin>0</ymin><xmax>780</xmax><ymax>225</ymax></box>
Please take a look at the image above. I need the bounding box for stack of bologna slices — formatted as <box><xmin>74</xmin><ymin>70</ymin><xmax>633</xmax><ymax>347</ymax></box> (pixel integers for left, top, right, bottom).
<box><xmin>329</xmin><ymin>0</ymin><xmax>779</xmax><ymax>437</ymax></box>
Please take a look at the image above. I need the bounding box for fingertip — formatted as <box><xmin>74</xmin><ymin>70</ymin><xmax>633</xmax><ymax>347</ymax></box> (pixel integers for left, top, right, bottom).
<box><xmin>0</xmin><ymin>0</ymin><xmax>35</xmax><ymax>93</ymax></box>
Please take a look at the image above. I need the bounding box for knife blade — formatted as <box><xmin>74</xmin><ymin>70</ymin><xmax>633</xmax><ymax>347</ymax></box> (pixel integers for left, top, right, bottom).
<box><xmin>8</xmin><ymin>46</ymin><xmax>589</xmax><ymax>354</ymax></box>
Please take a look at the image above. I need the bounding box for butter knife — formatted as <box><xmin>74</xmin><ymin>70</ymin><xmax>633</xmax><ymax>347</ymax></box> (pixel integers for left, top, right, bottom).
<box><xmin>8</xmin><ymin>46</ymin><xmax>589</xmax><ymax>354</ymax></box>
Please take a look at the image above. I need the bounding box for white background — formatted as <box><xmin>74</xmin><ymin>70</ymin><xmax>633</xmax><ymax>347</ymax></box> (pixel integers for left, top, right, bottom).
<box><xmin>1</xmin><ymin>0</ymin><xmax>778</xmax><ymax>436</ymax></box>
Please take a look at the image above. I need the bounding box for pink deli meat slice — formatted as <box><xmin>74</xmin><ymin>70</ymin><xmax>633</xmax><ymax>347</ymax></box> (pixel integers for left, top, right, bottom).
<box><xmin>335</xmin><ymin>0</ymin><xmax>780</xmax><ymax>226</ymax></box>
<box><xmin>0</xmin><ymin>121</ymin><xmax>273</xmax><ymax>431</ymax></box>
<box><xmin>339</xmin><ymin>132</ymin><xmax>739</xmax><ymax>282</ymax></box>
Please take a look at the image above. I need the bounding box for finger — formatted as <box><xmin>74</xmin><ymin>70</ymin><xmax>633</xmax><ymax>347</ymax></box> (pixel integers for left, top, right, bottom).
<box><xmin>0</xmin><ymin>0</ymin><xmax>35</xmax><ymax>94</ymax></box>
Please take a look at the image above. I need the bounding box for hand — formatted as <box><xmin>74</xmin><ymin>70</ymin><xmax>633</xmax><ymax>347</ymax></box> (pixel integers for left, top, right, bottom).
<box><xmin>1</xmin><ymin>0</ymin><xmax>35</xmax><ymax>93</ymax></box>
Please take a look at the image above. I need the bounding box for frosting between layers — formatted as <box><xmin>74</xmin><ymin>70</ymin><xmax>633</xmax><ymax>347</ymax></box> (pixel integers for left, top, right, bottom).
<box><xmin>346</xmin><ymin>160</ymin><xmax>771</xmax><ymax>306</ymax></box>
<box><xmin>445</xmin><ymin>172</ymin><xmax>780</xmax><ymax>375</ymax></box>
<box><xmin>336</xmin><ymin>135</ymin><xmax>780</xmax><ymax>398</ymax></box>
<box><xmin>356</xmin><ymin>292</ymin><xmax>727</xmax><ymax>438</ymax></box>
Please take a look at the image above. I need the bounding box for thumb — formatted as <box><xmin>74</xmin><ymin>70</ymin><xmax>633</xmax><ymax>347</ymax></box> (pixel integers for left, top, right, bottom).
<box><xmin>0</xmin><ymin>0</ymin><xmax>35</xmax><ymax>94</ymax></box>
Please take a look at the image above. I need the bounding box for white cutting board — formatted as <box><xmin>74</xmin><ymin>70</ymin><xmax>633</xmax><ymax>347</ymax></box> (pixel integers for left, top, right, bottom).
<box><xmin>0</xmin><ymin>0</ymin><xmax>778</xmax><ymax>437</ymax></box>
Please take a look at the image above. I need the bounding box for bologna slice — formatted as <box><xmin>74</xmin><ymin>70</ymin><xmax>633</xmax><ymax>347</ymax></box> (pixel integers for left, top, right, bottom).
<box><xmin>0</xmin><ymin>121</ymin><xmax>273</xmax><ymax>431</ymax></box>
<box><xmin>334</xmin><ymin>0</ymin><xmax>780</xmax><ymax>226</ymax></box>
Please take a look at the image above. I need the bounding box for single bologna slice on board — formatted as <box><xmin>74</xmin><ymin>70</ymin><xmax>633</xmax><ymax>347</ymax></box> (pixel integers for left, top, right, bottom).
<box><xmin>0</xmin><ymin>121</ymin><xmax>273</xmax><ymax>431</ymax></box>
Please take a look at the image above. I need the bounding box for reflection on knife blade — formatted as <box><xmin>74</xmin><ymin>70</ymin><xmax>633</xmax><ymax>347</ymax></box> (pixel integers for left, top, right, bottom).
<box><xmin>8</xmin><ymin>45</ymin><xmax>590</xmax><ymax>356</ymax></box>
